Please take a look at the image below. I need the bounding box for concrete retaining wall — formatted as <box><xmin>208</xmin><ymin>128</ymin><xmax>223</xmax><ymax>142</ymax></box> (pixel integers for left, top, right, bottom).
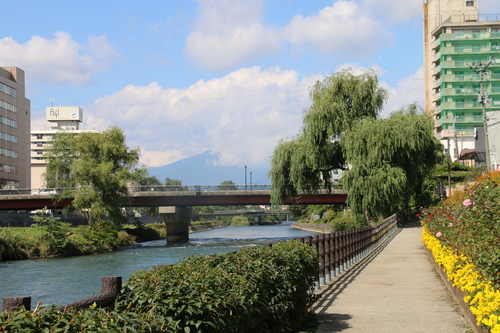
<box><xmin>0</xmin><ymin>213</ymin><xmax>86</xmax><ymax>227</ymax></box>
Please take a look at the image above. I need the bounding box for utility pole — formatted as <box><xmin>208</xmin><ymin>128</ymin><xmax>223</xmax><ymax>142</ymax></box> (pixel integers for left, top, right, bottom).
<box><xmin>452</xmin><ymin>115</ymin><xmax>459</xmax><ymax>162</ymax></box>
<box><xmin>471</xmin><ymin>61</ymin><xmax>492</xmax><ymax>171</ymax></box>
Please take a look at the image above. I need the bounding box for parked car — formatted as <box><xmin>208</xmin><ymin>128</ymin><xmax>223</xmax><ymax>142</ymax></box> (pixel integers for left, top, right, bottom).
<box><xmin>31</xmin><ymin>188</ymin><xmax>58</xmax><ymax>195</ymax></box>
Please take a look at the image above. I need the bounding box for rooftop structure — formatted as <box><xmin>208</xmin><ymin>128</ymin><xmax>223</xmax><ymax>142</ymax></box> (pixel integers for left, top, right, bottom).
<box><xmin>31</xmin><ymin>106</ymin><xmax>98</xmax><ymax>190</ymax></box>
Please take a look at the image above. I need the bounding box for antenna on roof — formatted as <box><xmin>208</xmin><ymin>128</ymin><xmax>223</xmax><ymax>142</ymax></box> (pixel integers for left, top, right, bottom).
<box><xmin>50</xmin><ymin>98</ymin><xmax>55</xmax><ymax>107</ymax></box>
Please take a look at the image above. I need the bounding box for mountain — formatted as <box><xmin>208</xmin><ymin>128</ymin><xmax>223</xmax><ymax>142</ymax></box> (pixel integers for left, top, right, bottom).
<box><xmin>147</xmin><ymin>151</ymin><xmax>270</xmax><ymax>186</ymax></box>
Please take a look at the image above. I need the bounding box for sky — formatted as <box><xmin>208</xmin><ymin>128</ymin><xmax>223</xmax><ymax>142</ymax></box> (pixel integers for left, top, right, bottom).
<box><xmin>2</xmin><ymin>0</ymin><xmax>500</xmax><ymax>173</ymax></box>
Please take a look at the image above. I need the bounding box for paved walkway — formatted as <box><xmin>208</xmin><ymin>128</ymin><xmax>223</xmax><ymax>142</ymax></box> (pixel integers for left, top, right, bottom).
<box><xmin>311</xmin><ymin>219</ymin><xmax>470</xmax><ymax>333</ymax></box>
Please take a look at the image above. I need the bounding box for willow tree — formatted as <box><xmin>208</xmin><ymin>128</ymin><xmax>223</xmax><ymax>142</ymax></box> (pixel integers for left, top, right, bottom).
<box><xmin>44</xmin><ymin>125</ymin><xmax>141</xmax><ymax>228</ymax></box>
<box><xmin>342</xmin><ymin>105</ymin><xmax>443</xmax><ymax>223</ymax></box>
<box><xmin>269</xmin><ymin>69</ymin><xmax>388</xmax><ymax>205</ymax></box>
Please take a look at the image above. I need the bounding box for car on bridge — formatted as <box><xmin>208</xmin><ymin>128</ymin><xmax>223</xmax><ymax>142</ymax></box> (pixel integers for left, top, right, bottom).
<box><xmin>32</xmin><ymin>188</ymin><xmax>59</xmax><ymax>195</ymax></box>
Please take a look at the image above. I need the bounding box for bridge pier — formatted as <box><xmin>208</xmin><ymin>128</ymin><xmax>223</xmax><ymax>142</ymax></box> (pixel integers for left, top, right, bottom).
<box><xmin>159</xmin><ymin>206</ymin><xmax>192</xmax><ymax>243</ymax></box>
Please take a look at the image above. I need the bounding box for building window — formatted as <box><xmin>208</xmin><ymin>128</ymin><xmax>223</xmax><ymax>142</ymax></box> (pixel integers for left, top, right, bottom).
<box><xmin>36</xmin><ymin>134</ymin><xmax>43</xmax><ymax>140</ymax></box>
<box><xmin>466</xmin><ymin>1</ymin><xmax>474</xmax><ymax>6</ymax></box>
<box><xmin>0</xmin><ymin>82</ymin><xmax>16</xmax><ymax>98</ymax></box>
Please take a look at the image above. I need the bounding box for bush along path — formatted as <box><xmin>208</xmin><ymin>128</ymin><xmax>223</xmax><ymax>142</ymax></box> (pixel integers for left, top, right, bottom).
<box><xmin>0</xmin><ymin>240</ymin><xmax>320</xmax><ymax>333</ymax></box>
<box><xmin>420</xmin><ymin>170</ymin><xmax>500</xmax><ymax>333</ymax></box>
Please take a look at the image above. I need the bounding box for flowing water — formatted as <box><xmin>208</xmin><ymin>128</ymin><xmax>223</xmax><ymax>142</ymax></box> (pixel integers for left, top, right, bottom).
<box><xmin>0</xmin><ymin>223</ymin><xmax>319</xmax><ymax>307</ymax></box>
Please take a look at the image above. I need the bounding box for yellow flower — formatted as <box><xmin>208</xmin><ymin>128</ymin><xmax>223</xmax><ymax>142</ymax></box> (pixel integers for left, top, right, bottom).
<box><xmin>422</xmin><ymin>226</ymin><xmax>500</xmax><ymax>331</ymax></box>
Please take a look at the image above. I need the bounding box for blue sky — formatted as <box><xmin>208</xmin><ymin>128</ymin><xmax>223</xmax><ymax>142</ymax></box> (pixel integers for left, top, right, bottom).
<box><xmin>2</xmin><ymin>0</ymin><xmax>500</xmax><ymax>171</ymax></box>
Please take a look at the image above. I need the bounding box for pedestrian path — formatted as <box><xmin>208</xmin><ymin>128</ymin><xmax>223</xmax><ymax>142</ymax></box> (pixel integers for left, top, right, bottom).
<box><xmin>311</xmin><ymin>219</ymin><xmax>469</xmax><ymax>333</ymax></box>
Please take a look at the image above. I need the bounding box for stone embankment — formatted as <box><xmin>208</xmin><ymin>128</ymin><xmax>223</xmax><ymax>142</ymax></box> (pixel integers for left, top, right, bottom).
<box><xmin>291</xmin><ymin>222</ymin><xmax>333</xmax><ymax>233</ymax></box>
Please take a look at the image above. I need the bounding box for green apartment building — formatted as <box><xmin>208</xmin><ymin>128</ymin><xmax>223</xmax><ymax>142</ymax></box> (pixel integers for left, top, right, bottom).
<box><xmin>424</xmin><ymin>0</ymin><xmax>500</xmax><ymax>167</ymax></box>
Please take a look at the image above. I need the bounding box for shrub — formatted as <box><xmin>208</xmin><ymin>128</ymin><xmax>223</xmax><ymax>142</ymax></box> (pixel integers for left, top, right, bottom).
<box><xmin>230</xmin><ymin>215</ymin><xmax>251</xmax><ymax>226</ymax></box>
<box><xmin>115</xmin><ymin>240</ymin><xmax>320</xmax><ymax>332</ymax></box>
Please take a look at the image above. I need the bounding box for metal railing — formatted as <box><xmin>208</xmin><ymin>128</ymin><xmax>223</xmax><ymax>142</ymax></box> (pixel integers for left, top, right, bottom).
<box><xmin>294</xmin><ymin>214</ymin><xmax>399</xmax><ymax>289</ymax></box>
<box><xmin>0</xmin><ymin>184</ymin><xmax>344</xmax><ymax>196</ymax></box>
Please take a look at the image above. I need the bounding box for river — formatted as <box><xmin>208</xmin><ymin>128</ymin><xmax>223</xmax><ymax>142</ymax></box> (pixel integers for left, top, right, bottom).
<box><xmin>0</xmin><ymin>223</ymin><xmax>319</xmax><ymax>307</ymax></box>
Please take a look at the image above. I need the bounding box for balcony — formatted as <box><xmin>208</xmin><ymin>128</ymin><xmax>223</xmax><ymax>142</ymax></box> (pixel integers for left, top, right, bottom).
<box><xmin>440</xmin><ymin>115</ymin><xmax>483</xmax><ymax>124</ymax></box>
<box><xmin>441</xmin><ymin>73</ymin><xmax>480</xmax><ymax>82</ymax></box>
<box><xmin>436</xmin><ymin>128</ymin><xmax>475</xmax><ymax>139</ymax></box>
<box><xmin>441</xmin><ymin>87</ymin><xmax>477</xmax><ymax>96</ymax></box>
<box><xmin>441</xmin><ymin>101</ymin><xmax>482</xmax><ymax>110</ymax></box>
<box><xmin>441</xmin><ymin>45</ymin><xmax>490</xmax><ymax>55</ymax></box>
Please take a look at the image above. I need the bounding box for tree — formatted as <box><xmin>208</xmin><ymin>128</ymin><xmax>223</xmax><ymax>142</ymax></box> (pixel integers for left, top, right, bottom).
<box><xmin>269</xmin><ymin>69</ymin><xmax>387</xmax><ymax>205</ymax></box>
<box><xmin>218</xmin><ymin>180</ymin><xmax>237</xmax><ymax>191</ymax></box>
<box><xmin>44</xmin><ymin>125</ymin><xmax>141</xmax><ymax>229</ymax></box>
<box><xmin>269</xmin><ymin>69</ymin><xmax>443</xmax><ymax>224</ymax></box>
<box><xmin>165</xmin><ymin>178</ymin><xmax>184</xmax><ymax>191</ymax></box>
<box><xmin>342</xmin><ymin>105</ymin><xmax>443</xmax><ymax>223</ymax></box>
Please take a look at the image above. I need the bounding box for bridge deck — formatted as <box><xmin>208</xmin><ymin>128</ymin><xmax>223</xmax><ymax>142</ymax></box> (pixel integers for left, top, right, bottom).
<box><xmin>0</xmin><ymin>189</ymin><xmax>347</xmax><ymax>210</ymax></box>
<box><xmin>311</xmin><ymin>220</ymin><xmax>468</xmax><ymax>332</ymax></box>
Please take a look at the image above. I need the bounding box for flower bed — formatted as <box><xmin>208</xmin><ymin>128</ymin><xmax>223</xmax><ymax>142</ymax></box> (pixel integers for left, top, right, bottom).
<box><xmin>420</xmin><ymin>170</ymin><xmax>500</xmax><ymax>332</ymax></box>
<box><xmin>423</xmin><ymin>226</ymin><xmax>500</xmax><ymax>332</ymax></box>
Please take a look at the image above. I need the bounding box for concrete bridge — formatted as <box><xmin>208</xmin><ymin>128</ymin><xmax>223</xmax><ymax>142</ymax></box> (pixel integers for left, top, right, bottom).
<box><xmin>0</xmin><ymin>185</ymin><xmax>347</xmax><ymax>243</ymax></box>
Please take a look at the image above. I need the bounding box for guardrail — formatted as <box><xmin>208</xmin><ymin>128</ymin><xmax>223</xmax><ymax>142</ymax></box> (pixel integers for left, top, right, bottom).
<box><xmin>0</xmin><ymin>183</ymin><xmax>344</xmax><ymax>195</ymax></box>
<box><xmin>294</xmin><ymin>214</ymin><xmax>399</xmax><ymax>289</ymax></box>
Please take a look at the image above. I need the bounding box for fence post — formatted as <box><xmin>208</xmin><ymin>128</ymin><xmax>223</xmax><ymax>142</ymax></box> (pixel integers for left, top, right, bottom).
<box><xmin>311</xmin><ymin>235</ymin><xmax>320</xmax><ymax>290</ymax></box>
<box><xmin>325</xmin><ymin>233</ymin><xmax>331</xmax><ymax>283</ymax></box>
<box><xmin>339</xmin><ymin>230</ymin><xmax>346</xmax><ymax>273</ymax></box>
<box><xmin>333</xmin><ymin>231</ymin><xmax>340</xmax><ymax>277</ymax></box>
<box><xmin>318</xmin><ymin>234</ymin><xmax>325</xmax><ymax>287</ymax></box>
<box><xmin>3</xmin><ymin>296</ymin><xmax>31</xmax><ymax>312</ymax></box>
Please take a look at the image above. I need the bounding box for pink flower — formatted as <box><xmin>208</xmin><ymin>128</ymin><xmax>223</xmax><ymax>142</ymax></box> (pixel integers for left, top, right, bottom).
<box><xmin>448</xmin><ymin>223</ymin><xmax>453</xmax><ymax>227</ymax></box>
<box><xmin>463</xmin><ymin>199</ymin><xmax>472</xmax><ymax>207</ymax></box>
<box><xmin>436</xmin><ymin>232</ymin><xmax>442</xmax><ymax>237</ymax></box>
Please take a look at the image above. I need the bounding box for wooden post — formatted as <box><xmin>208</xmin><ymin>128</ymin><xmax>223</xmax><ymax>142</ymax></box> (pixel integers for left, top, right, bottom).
<box><xmin>324</xmin><ymin>233</ymin><xmax>331</xmax><ymax>282</ymax></box>
<box><xmin>58</xmin><ymin>276</ymin><xmax>122</xmax><ymax>311</ymax></box>
<box><xmin>319</xmin><ymin>234</ymin><xmax>325</xmax><ymax>287</ymax></box>
<box><xmin>3</xmin><ymin>296</ymin><xmax>31</xmax><ymax>312</ymax></box>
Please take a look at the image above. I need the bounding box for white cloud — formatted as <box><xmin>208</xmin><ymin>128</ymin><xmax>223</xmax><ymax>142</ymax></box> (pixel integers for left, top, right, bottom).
<box><xmin>381</xmin><ymin>66</ymin><xmax>425</xmax><ymax>118</ymax></box>
<box><xmin>184</xmin><ymin>0</ymin><xmax>281</xmax><ymax>71</ymax></box>
<box><xmin>0</xmin><ymin>32</ymin><xmax>120</xmax><ymax>86</ymax></box>
<box><xmin>335</xmin><ymin>62</ymin><xmax>386</xmax><ymax>76</ymax></box>
<box><xmin>84</xmin><ymin>66</ymin><xmax>321</xmax><ymax>167</ymax></box>
<box><xmin>186</xmin><ymin>1</ymin><xmax>391</xmax><ymax>71</ymax></box>
<box><xmin>361</xmin><ymin>0</ymin><xmax>421</xmax><ymax>24</ymax></box>
<box><xmin>283</xmin><ymin>1</ymin><xmax>389</xmax><ymax>58</ymax></box>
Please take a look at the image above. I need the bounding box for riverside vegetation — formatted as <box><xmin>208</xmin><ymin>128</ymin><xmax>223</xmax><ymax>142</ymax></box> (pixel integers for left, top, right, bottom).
<box><xmin>420</xmin><ymin>170</ymin><xmax>500</xmax><ymax>332</ymax></box>
<box><xmin>0</xmin><ymin>240</ymin><xmax>320</xmax><ymax>333</ymax></box>
<box><xmin>0</xmin><ymin>211</ymin><xmax>167</xmax><ymax>261</ymax></box>
<box><xmin>0</xmin><ymin>210</ymin><xmax>284</xmax><ymax>261</ymax></box>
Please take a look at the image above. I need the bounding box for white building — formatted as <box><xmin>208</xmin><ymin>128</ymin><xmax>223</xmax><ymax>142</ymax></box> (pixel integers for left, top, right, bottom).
<box><xmin>31</xmin><ymin>106</ymin><xmax>98</xmax><ymax>191</ymax></box>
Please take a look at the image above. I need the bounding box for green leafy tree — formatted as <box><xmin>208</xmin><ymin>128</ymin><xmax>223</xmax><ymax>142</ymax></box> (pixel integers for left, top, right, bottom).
<box><xmin>269</xmin><ymin>69</ymin><xmax>387</xmax><ymax>205</ymax></box>
<box><xmin>342</xmin><ymin>105</ymin><xmax>443</xmax><ymax>223</ymax></box>
<box><xmin>165</xmin><ymin>177</ymin><xmax>184</xmax><ymax>191</ymax></box>
<box><xmin>44</xmin><ymin>125</ymin><xmax>141</xmax><ymax>229</ymax></box>
<box><xmin>218</xmin><ymin>180</ymin><xmax>237</xmax><ymax>191</ymax></box>
<box><xmin>269</xmin><ymin>69</ymin><xmax>443</xmax><ymax>224</ymax></box>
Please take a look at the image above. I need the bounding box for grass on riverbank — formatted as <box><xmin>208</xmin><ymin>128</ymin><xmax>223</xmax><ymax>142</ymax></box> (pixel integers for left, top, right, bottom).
<box><xmin>0</xmin><ymin>216</ymin><xmax>169</xmax><ymax>261</ymax></box>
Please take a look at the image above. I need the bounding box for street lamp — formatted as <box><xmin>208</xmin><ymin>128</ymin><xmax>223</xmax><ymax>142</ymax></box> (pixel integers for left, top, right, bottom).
<box><xmin>250</xmin><ymin>171</ymin><xmax>252</xmax><ymax>190</ymax></box>
<box><xmin>245</xmin><ymin>165</ymin><xmax>247</xmax><ymax>190</ymax></box>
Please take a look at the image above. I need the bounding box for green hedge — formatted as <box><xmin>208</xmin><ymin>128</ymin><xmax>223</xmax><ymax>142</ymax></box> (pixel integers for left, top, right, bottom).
<box><xmin>0</xmin><ymin>240</ymin><xmax>320</xmax><ymax>333</ymax></box>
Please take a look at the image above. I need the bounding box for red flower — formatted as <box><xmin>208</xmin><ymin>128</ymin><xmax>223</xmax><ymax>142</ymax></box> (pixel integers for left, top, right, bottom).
<box><xmin>447</xmin><ymin>216</ymin><xmax>452</xmax><ymax>219</ymax></box>
<box><xmin>429</xmin><ymin>214</ymin><xmax>433</xmax><ymax>219</ymax></box>
<box><xmin>416</xmin><ymin>214</ymin><xmax>420</xmax><ymax>217</ymax></box>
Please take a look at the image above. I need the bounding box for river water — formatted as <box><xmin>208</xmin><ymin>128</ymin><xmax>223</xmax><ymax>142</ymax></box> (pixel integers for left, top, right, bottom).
<box><xmin>0</xmin><ymin>223</ymin><xmax>319</xmax><ymax>307</ymax></box>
